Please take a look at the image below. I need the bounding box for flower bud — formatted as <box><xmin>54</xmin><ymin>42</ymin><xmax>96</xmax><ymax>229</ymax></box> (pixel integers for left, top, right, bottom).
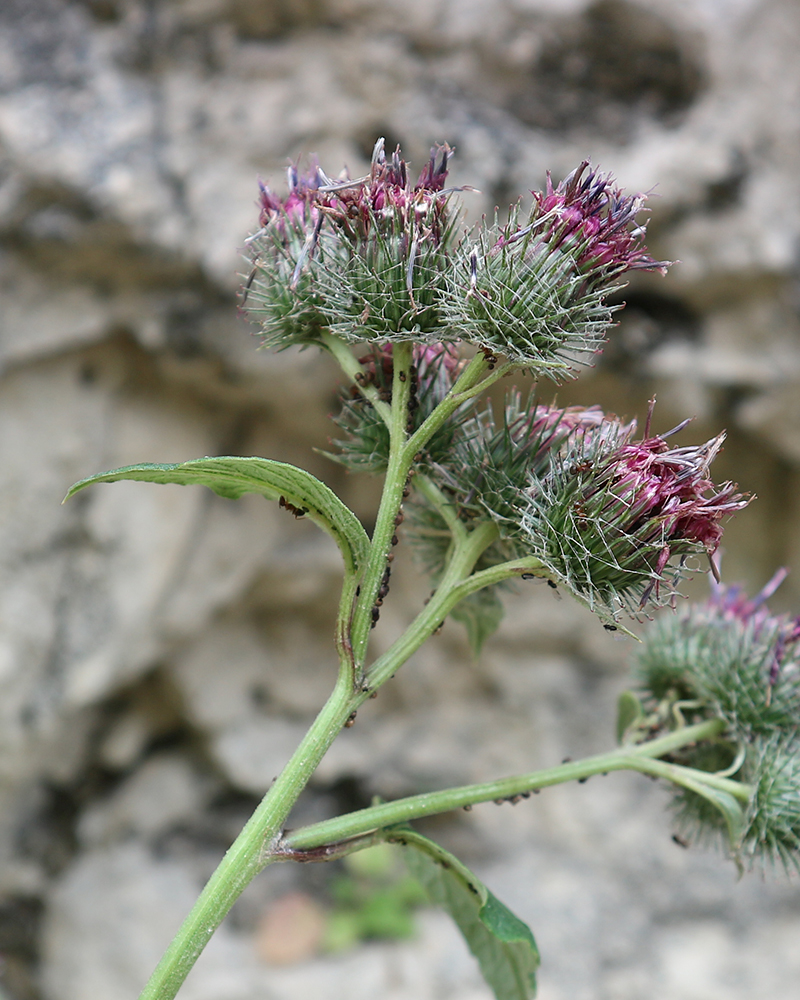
<box><xmin>637</xmin><ymin>571</ymin><xmax>800</xmax><ymax>738</ymax></box>
<box><xmin>521</xmin><ymin>406</ymin><xmax>749</xmax><ymax>619</ymax></box>
<box><xmin>742</xmin><ymin>738</ymin><xmax>800</xmax><ymax>871</ymax></box>
<box><xmin>242</xmin><ymin>140</ymin><xmax>463</xmax><ymax>350</ymax></box>
<box><xmin>443</xmin><ymin>163</ymin><xmax>670</xmax><ymax>376</ymax></box>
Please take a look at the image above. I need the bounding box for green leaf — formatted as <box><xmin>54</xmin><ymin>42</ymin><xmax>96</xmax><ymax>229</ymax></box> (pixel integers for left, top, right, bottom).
<box><xmin>391</xmin><ymin>828</ymin><xmax>539</xmax><ymax>1000</ymax></box>
<box><xmin>450</xmin><ymin>587</ymin><xmax>505</xmax><ymax>657</ymax></box>
<box><xmin>616</xmin><ymin>690</ymin><xmax>645</xmax><ymax>744</ymax></box>
<box><xmin>682</xmin><ymin>778</ymin><xmax>747</xmax><ymax>853</ymax></box>
<box><xmin>65</xmin><ymin>457</ymin><xmax>370</xmax><ymax>576</ymax></box>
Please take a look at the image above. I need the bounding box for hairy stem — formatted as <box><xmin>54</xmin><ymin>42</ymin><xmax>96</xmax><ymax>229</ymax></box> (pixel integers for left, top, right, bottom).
<box><xmin>137</xmin><ymin>665</ymin><xmax>358</xmax><ymax>1000</ymax></box>
<box><xmin>282</xmin><ymin>719</ymin><xmax>737</xmax><ymax>852</ymax></box>
<box><xmin>364</xmin><ymin>520</ymin><xmax>501</xmax><ymax>690</ymax></box>
<box><xmin>349</xmin><ymin>341</ymin><xmax>415</xmax><ymax>669</ymax></box>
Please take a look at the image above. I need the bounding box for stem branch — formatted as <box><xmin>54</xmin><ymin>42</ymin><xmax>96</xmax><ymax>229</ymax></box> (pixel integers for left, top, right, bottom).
<box><xmin>283</xmin><ymin>719</ymin><xmax>740</xmax><ymax>851</ymax></box>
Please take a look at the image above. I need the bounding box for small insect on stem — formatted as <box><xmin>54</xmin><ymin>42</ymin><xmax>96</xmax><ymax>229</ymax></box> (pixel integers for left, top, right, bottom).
<box><xmin>279</xmin><ymin>496</ymin><xmax>309</xmax><ymax>518</ymax></box>
<box><xmin>479</xmin><ymin>346</ymin><xmax>498</xmax><ymax>370</ymax></box>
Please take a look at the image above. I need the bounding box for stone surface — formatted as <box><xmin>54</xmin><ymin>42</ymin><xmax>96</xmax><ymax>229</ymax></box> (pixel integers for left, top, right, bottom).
<box><xmin>1</xmin><ymin>0</ymin><xmax>800</xmax><ymax>998</ymax></box>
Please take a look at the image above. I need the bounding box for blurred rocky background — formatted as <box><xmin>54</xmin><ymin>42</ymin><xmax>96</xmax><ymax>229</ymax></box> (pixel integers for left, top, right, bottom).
<box><xmin>1</xmin><ymin>0</ymin><xmax>800</xmax><ymax>998</ymax></box>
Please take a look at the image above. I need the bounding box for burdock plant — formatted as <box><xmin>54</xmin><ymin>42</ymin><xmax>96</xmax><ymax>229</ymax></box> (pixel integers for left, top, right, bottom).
<box><xmin>65</xmin><ymin>140</ymin><xmax>799</xmax><ymax>1000</ymax></box>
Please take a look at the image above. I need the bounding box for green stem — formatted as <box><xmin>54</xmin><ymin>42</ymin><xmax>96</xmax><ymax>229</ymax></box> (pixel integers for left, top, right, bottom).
<box><xmin>349</xmin><ymin>341</ymin><xmax>415</xmax><ymax>669</ymax></box>
<box><xmin>319</xmin><ymin>331</ymin><xmax>392</xmax><ymax>428</ymax></box>
<box><xmin>403</xmin><ymin>352</ymin><xmax>490</xmax><ymax>460</ymax></box>
<box><xmin>415</xmin><ymin>474</ymin><xmax>466</xmax><ymax>541</ymax></box>
<box><xmin>282</xmin><ymin>719</ymin><xmax>743</xmax><ymax>852</ymax></box>
<box><xmin>364</xmin><ymin>520</ymin><xmax>501</xmax><ymax>690</ymax></box>
<box><xmin>137</xmin><ymin>666</ymin><xmax>358</xmax><ymax>1000</ymax></box>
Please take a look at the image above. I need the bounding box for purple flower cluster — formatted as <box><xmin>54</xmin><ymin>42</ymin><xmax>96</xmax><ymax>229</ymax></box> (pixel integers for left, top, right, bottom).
<box><xmin>500</xmin><ymin>161</ymin><xmax>670</xmax><ymax>282</ymax></box>
<box><xmin>256</xmin><ymin>139</ymin><xmax>454</xmax><ymax>253</ymax></box>
<box><xmin>598</xmin><ymin>428</ymin><xmax>748</xmax><ymax>582</ymax></box>
<box><xmin>708</xmin><ymin>570</ymin><xmax>800</xmax><ymax>689</ymax></box>
<box><xmin>523</xmin><ymin>404</ymin><xmax>749</xmax><ymax>615</ymax></box>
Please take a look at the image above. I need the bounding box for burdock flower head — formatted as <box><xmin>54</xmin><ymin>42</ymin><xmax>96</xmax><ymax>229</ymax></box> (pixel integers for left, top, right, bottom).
<box><xmin>243</xmin><ymin>139</ymin><xmax>463</xmax><ymax>350</ymax></box>
<box><xmin>242</xmin><ymin>163</ymin><xmax>334</xmax><ymax>350</ymax></box>
<box><xmin>313</xmin><ymin>139</ymin><xmax>462</xmax><ymax>343</ymax></box>
<box><xmin>637</xmin><ymin>570</ymin><xmax>800</xmax><ymax>739</ymax></box>
<box><xmin>445</xmin><ymin>162</ymin><xmax>671</xmax><ymax>378</ymax></box>
<box><xmin>635</xmin><ymin>569</ymin><xmax>800</xmax><ymax>870</ymax></box>
<box><xmin>424</xmin><ymin>397</ymin><xmax>612</xmax><ymax>531</ymax></box>
<box><xmin>521</xmin><ymin>403</ymin><xmax>749</xmax><ymax>622</ymax></box>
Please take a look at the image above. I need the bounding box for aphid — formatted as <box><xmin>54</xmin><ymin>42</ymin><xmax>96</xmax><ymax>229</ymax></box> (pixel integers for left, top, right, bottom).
<box><xmin>279</xmin><ymin>496</ymin><xmax>309</xmax><ymax>518</ymax></box>
<box><xmin>603</xmin><ymin>624</ymin><xmax>618</xmax><ymax>632</ymax></box>
<box><xmin>463</xmin><ymin>803</ymin><xmax>472</xmax><ymax>811</ymax></box>
<box><xmin>398</xmin><ymin>370</ymin><xmax>407</xmax><ymax>383</ymax></box>
<box><xmin>672</xmin><ymin>834</ymin><xmax>690</xmax><ymax>849</ymax></box>
<box><xmin>521</xmin><ymin>573</ymin><xmax>536</xmax><ymax>581</ymax></box>
<box><xmin>344</xmin><ymin>712</ymin><xmax>357</xmax><ymax>728</ymax></box>
<box><xmin>547</xmin><ymin>580</ymin><xmax>558</xmax><ymax>591</ymax></box>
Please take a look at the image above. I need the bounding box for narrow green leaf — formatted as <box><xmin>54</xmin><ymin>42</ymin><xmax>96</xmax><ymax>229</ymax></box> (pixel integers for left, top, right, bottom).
<box><xmin>390</xmin><ymin>828</ymin><xmax>539</xmax><ymax>1000</ymax></box>
<box><xmin>65</xmin><ymin>457</ymin><xmax>370</xmax><ymax>576</ymax></box>
<box><xmin>450</xmin><ymin>587</ymin><xmax>505</xmax><ymax>657</ymax></box>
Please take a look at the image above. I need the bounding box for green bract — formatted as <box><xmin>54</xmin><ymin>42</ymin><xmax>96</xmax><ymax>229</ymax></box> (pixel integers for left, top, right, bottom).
<box><xmin>669</xmin><ymin>736</ymin><xmax>800</xmax><ymax>873</ymax></box>
<box><xmin>243</xmin><ymin>215</ymin><xmax>328</xmax><ymax>351</ymax></box>
<box><xmin>636</xmin><ymin>596</ymin><xmax>800</xmax><ymax>740</ymax></box>
<box><xmin>442</xmin><ymin>222</ymin><xmax>615</xmax><ymax>377</ymax></box>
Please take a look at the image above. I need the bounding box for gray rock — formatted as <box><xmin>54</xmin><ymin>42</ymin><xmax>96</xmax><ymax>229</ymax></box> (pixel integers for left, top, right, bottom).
<box><xmin>3</xmin><ymin>0</ymin><xmax>800</xmax><ymax>996</ymax></box>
